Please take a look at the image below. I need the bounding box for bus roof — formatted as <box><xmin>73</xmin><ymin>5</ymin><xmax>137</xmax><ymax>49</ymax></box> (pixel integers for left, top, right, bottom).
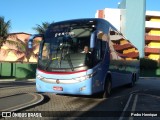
<box><xmin>50</xmin><ymin>18</ymin><xmax>106</xmax><ymax>25</ymax></box>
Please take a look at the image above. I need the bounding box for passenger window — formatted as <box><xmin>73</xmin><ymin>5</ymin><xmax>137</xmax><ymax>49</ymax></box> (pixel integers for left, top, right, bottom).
<box><xmin>109</xmin><ymin>28</ymin><xmax>139</xmax><ymax>60</ymax></box>
<box><xmin>97</xmin><ymin>31</ymin><xmax>108</xmax><ymax>59</ymax></box>
<box><xmin>96</xmin><ymin>38</ymin><xmax>101</xmax><ymax>60</ymax></box>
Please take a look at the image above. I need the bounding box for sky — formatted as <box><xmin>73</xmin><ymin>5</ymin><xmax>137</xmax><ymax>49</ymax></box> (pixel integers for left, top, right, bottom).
<box><xmin>0</xmin><ymin>0</ymin><xmax>160</xmax><ymax>34</ymax></box>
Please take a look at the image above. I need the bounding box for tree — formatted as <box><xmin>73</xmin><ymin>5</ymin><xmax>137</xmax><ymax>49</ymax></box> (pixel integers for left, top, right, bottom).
<box><xmin>0</xmin><ymin>16</ymin><xmax>11</xmax><ymax>49</ymax></box>
<box><xmin>33</xmin><ymin>22</ymin><xmax>50</xmax><ymax>34</ymax></box>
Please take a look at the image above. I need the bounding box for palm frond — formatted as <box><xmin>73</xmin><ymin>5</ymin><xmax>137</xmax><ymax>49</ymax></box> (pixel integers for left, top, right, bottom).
<box><xmin>32</xmin><ymin>22</ymin><xmax>50</xmax><ymax>34</ymax></box>
<box><xmin>16</xmin><ymin>37</ymin><xmax>27</xmax><ymax>46</ymax></box>
<box><xmin>0</xmin><ymin>48</ymin><xmax>10</xmax><ymax>56</ymax></box>
<box><xmin>5</xmin><ymin>48</ymin><xmax>23</xmax><ymax>56</ymax></box>
<box><xmin>30</xmin><ymin>52</ymin><xmax>38</xmax><ymax>59</ymax></box>
<box><xmin>3</xmin><ymin>20</ymin><xmax>11</xmax><ymax>33</ymax></box>
<box><xmin>6</xmin><ymin>39</ymin><xmax>19</xmax><ymax>46</ymax></box>
<box><xmin>17</xmin><ymin>65</ymin><xmax>36</xmax><ymax>78</ymax></box>
<box><xmin>17</xmin><ymin>56</ymin><xmax>25</xmax><ymax>62</ymax></box>
<box><xmin>17</xmin><ymin>67</ymin><xmax>32</xmax><ymax>73</ymax></box>
<box><xmin>0</xmin><ymin>16</ymin><xmax>11</xmax><ymax>40</ymax></box>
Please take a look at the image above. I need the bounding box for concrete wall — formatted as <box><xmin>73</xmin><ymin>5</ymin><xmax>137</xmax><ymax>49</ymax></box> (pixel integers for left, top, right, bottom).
<box><xmin>103</xmin><ymin>8</ymin><xmax>121</xmax><ymax>31</ymax></box>
<box><xmin>119</xmin><ymin>0</ymin><xmax>146</xmax><ymax>58</ymax></box>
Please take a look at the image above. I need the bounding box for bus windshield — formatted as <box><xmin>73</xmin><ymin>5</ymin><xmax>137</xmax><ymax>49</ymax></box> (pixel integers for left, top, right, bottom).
<box><xmin>38</xmin><ymin>20</ymin><xmax>96</xmax><ymax>71</ymax></box>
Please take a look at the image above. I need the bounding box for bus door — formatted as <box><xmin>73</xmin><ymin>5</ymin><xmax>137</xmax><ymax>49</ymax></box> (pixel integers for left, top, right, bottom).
<box><xmin>109</xmin><ymin>29</ymin><xmax>129</xmax><ymax>87</ymax></box>
<box><xmin>92</xmin><ymin>31</ymin><xmax>109</xmax><ymax>93</ymax></box>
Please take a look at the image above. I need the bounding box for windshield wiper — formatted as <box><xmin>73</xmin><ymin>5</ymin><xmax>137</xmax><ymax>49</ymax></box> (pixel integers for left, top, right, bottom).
<box><xmin>65</xmin><ymin>54</ymin><xmax>74</xmax><ymax>71</ymax></box>
<box><xmin>44</xmin><ymin>55</ymin><xmax>53</xmax><ymax>70</ymax></box>
<box><xmin>60</xmin><ymin>41</ymin><xmax>74</xmax><ymax>71</ymax></box>
<box><xmin>44</xmin><ymin>47</ymin><xmax>74</xmax><ymax>71</ymax></box>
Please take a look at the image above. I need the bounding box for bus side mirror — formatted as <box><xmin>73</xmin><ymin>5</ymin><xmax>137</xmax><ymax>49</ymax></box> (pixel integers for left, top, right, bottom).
<box><xmin>28</xmin><ymin>40</ymin><xmax>33</xmax><ymax>48</ymax></box>
<box><xmin>90</xmin><ymin>31</ymin><xmax>97</xmax><ymax>49</ymax></box>
<box><xmin>28</xmin><ymin>34</ymin><xmax>43</xmax><ymax>48</ymax></box>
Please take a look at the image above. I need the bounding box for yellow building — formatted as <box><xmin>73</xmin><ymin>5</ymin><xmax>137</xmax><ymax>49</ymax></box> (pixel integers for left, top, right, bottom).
<box><xmin>145</xmin><ymin>11</ymin><xmax>160</xmax><ymax>61</ymax></box>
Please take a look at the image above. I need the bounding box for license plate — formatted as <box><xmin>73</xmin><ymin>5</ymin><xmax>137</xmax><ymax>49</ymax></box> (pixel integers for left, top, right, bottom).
<box><xmin>53</xmin><ymin>86</ymin><xmax>63</xmax><ymax>91</ymax></box>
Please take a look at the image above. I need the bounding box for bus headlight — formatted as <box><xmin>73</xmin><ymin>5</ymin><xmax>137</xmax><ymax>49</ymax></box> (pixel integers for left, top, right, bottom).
<box><xmin>36</xmin><ymin>72</ymin><xmax>96</xmax><ymax>83</ymax></box>
<box><xmin>80</xmin><ymin>86</ymin><xmax>86</xmax><ymax>91</ymax></box>
<box><xmin>73</xmin><ymin>73</ymin><xmax>93</xmax><ymax>82</ymax></box>
<box><xmin>36</xmin><ymin>74</ymin><xmax>45</xmax><ymax>80</ymax></box>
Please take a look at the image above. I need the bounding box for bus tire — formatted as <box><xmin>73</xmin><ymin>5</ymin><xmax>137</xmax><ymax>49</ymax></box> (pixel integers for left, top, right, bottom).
<box><xmin>128</xmin><ymin>74</ymin><xmax>136</xmax><ymax>87</ymax></box>
<box><xmin>102</xmin><ymin>77</ymin><xmax>112</xmax><ymax>99</ymax></box>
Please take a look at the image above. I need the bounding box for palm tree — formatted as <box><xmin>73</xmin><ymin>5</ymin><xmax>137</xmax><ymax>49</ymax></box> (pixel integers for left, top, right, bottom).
<box><xmin>0</xmin><ymin>16</ymin><xmax>11</xmax><ymax>49</ymax></box>
<box><xmin>33</xmin><ymin>22</ymin><xmax>50</xmax><ymax>34</ymax></box>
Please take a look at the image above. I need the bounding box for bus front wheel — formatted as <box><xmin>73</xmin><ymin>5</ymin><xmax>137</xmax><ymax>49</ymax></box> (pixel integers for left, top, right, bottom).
<box><xmin>128</xmin><ymin>74</ymin><xmax>136</xmax><ymax>87</ymax></box>
<box><xmin>102</xmin><ymin>77</ymin><xmax>112</xmax><ymax>99</ymax></box>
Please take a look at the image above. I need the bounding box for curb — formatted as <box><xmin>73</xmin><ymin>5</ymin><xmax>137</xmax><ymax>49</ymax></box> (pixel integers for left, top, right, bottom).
<box><xmin>140</xmin><ymin>77</ymin><xmax>160</xmax><ymax>79</ymax></box>
<box><xmin>0</xmin><ymin>77</ymin><xmax>160</xmax><ymax>82</ymax></box>
<box><xmin>0</xmin><ymin>79</ymin><xmax>35</xmax><ymax>82</ymax></box>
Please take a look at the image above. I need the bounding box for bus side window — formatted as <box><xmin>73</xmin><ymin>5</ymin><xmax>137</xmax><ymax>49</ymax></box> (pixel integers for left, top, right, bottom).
<box><xmin>97</xmin><ymin>31</ymin><xmax>108</xmax><ymax>60</ymax></box>
<box><xmin>96</xmin><ymin>38</ymin><xmax>101</xmax><ymax>61</ymax></box>
<box><xmin>42</xmin><ymin>43</ymin><xmax>50</xmax><ymax>60</ymax></box>
<box><xmin>109</xmin><ymin>41</ymin><xmax>118</xmax><ymax>60</ymax></box>
<box><xmin>93</xmin><ymin>33</ymin><xmax>102</xmax><ymax>65</ymax></box>
<box><xmin>102</xmin><ymin>41</ymin><xmax>106</xmax><ymax>58</ymax></box>
<box><xmin>101</xmin><ymin>33</ymin><xmax>109</xmax><ymax>59</ymax></box>
<box><xmin>92</xmin><ymin>31</ymin><xmax>108</xmax><ymax>66</ymax></box>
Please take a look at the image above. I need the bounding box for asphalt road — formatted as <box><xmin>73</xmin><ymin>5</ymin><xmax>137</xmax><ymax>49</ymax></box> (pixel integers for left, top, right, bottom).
<box><xmin>0</xmin><ymin>78</ymin><xmax>160</xmax><ymax>120</ymax></box>
<box><xmin>0</xmin><ymin>80</ymin><xmax>35</xmax><ymax>89</ymax></box>
<box><xmin>0</xmin><ymin>93</ymin><xmax>43</xmax><ymax>112</ymax></box>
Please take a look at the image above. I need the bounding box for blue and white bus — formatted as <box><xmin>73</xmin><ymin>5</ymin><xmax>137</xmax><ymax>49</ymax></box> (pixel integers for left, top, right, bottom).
<box><xmin>28</xmin><ymin>18</ymin><xmax>139</xmax><ymax>98</ymax></box>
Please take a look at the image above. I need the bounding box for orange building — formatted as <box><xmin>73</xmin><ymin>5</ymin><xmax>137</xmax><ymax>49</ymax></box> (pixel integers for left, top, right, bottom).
<box><xmin>0</xmin><ymin>32</ymin><xmax>41</xmax><ymax>63</ymax></box>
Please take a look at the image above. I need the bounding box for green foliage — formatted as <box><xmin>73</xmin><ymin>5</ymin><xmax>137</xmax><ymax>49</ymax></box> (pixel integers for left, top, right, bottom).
<box><xmin>33</xmin><ymin>22</ymin><xmax>50</xmax><ymax>34</ymax></box>
<box><xmin>0</xmin><ymin>63</ymin><xmax>37</xmax><ymax>79</ymax></box>
<box><xmin>0</xmin><ymin>16</ymin><xmax>11</xmax><ymax>48</ymax></box>
<box><xmin>140</xmin><ymin>58</ymin><xmax>158</xmax><ymax>70</ymax></box>
<box><xmin>17</xmin><ymin>64</ymin><xmax>37</xmax><ymax>78</ymax></box>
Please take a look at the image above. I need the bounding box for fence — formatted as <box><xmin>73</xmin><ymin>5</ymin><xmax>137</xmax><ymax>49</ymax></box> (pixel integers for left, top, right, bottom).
<box><xmin>0</xmin><ymin>62</ymin><xmax>37</xmax><ymax>79</ymax></box>
<box><xmin>1</xmin><ymin>60</ymin><xmax>160</xmax><ymax>79</ymax></box>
